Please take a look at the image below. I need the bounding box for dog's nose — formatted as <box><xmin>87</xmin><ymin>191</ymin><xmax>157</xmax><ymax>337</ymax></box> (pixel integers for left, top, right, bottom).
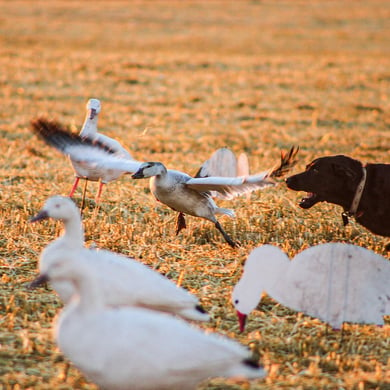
<box><xmin>285</xmin><ymin>175</ymin><xmax>297</xmax><ymax>189</ymax></box>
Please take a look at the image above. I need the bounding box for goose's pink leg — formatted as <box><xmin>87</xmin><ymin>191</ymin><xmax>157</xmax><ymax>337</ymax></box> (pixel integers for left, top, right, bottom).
<box><xmin>69</xmin><ymin>177</ymin><xmax>80</xmax><ymax>197</ymax></box>
<box><xmin>95</xmin><ymin>181</ymin><xmax>105</xmax><ymax>203</ymax></box>
<box><xmin>80</xmin><ymin>179</ymin><xmax>88</xmax><ymax>210</ymax></box>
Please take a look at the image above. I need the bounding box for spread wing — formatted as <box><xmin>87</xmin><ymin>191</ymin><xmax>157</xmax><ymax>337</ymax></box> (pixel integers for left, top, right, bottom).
<box><xmin>189</xmin><ymin>146</ymin><xmax>298</xmax><ymax>200</ymax></box>
<box><xmin>93</xmin><ymin>132</ymin><xmax>132</xmax><ymax>159</ymax></box>
<box><xmin>185</xmin><ymin>172</ymin><xmax>274</xmax><ymax>200</ymax></box>
<box><xmin>30</xmin><ymin>117</ymin><xmax>143</xmax><ymax>173</ymax></box>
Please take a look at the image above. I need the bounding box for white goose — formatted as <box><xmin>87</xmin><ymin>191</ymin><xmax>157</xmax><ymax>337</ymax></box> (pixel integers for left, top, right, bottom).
<box><xmin>30</xmin><ymin>196</ymin><xmax>209</xmax><ymax>321</ymax></box>
<box><xmin>69</xmin><ymin>98</ymin><xmax>132</xmax><ymax>203</ymax></box>
<box><xmin>32</xmin><ymin>257</ymin><xmax>265</xmax><ymax>390</ymax></box>
<box><xmin>232</xmin><ymin>243</ymin><xmax>390</xmax><ymax>332</ymax></box>
<box><xmin>30</xmin><ymin>118</ymin><xmax>298</xmax><ymax>247</ymax></box>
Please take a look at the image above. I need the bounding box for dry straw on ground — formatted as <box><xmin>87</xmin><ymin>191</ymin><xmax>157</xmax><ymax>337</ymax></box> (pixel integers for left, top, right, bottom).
<box><xmin>0</xmin><ymin>1</ymin><xmax>389</xmax><ymax>389</ymax></box>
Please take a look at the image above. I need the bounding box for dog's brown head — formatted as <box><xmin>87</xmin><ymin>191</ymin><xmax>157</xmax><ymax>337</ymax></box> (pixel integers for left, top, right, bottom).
<box><xmin>286</xmin><ymin>155</ymin><xmax>364</xmax><ymax>210</ymax></box>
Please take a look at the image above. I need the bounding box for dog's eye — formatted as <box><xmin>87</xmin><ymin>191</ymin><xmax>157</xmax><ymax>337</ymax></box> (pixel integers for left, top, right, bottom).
<box><xmin>310</xmin><ymin>166</ymin><xmax>319</xmax><ymax>174</ymax></box>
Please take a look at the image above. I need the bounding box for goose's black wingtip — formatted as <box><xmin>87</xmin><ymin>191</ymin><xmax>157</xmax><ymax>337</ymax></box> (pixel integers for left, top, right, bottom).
<box><xmin>30</xmin><ymin>116</ymin><xmax>69</xmax><ymax>137</ymax></box>
<box><xmin>30</xmin><ymin>116</ymin><xmax>81</xmax><ymax>153</ymax></box>
<box><xmin>30</xmin><ymin>116</ymin><xmax>116</xmax><ymax>155</ymax></box>
<box><xmin>270</xmin><ymin>145</ymin><xmax>300</xmax><ymax>179</ymax></box>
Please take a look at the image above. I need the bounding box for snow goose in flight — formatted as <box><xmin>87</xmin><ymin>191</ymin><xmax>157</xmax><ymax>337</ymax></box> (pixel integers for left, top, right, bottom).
<box><xmin>31</xmin><ymin>257</ymin><xmax>266</xmax><ymax>390</ymax></box>
<box><xmin>232</xmin><ymin>243</ymin><xmax>390</xmax><ymax>332</ymax></box>
<box><xmin>30</xmin><ymin>118</ymin><xmax>298</xmax><ymax>247</ymax></box>
<box><xmin>29</xmin><ymin>196</ymin><xmax>209</xmax><ymax>321</ymax></box>
<box><xmin>131</xmin><ymin>147</ymin><xmax>297</xmax><ymax>246</ymax></box>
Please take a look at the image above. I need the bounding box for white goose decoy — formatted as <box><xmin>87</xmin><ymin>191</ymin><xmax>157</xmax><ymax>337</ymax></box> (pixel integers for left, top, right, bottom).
<box><xmin>30</xmin><ymin>117</ymin><xmax>298</xmax><ymax>247</ymax></box>
<box><xmin>69</xmin><ymin>98</ymin><xmax>132</xmax><ymax>203</ymax></box>
<box><xmin>196</xmin><ymin>147</ymin><xmax>249</xmax><ymax>179</ymax></box>
<box><xmin>195</xmin><ymin>147</ymin><xmax>250</xmax><ymax>200</ymax></box>
<box><xmin>232</xmin><ymin>243</ymin><xmax>390</xmax><ymax>332</ymax></box>
<box><xmin>29</xmin><ymin>196</ymin><xmax>209</xmax><ymax>322</ymax></box>
<box><xmin>32</xmin><ymin>258</ymin><xmax>266</xmax><ymax>390</ymax></box>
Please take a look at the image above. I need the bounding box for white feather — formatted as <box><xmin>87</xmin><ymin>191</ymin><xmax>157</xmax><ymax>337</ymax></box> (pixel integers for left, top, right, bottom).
<box><xmin>186</xmin><ymin>172</ymin><xmax>273</xmax><ymax>200</ymax></box>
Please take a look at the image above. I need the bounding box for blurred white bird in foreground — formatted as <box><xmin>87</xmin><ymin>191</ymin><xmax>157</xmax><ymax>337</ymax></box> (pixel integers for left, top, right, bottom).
<box><xmin>31</xmin><ymin>256</ymin><xmax>266</xmax><ymax>390</ymax></box>
<box><xmin>29</xmin><ymin>196</ymin><xmax>209</xmax><ymax>321</ymax></box>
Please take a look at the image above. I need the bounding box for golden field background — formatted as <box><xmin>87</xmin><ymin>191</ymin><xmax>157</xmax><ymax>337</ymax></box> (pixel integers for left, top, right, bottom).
<box><xmin>0</xmin><ymin>1</ymin><xmax>389</xmax><ymax>389</ymax></box>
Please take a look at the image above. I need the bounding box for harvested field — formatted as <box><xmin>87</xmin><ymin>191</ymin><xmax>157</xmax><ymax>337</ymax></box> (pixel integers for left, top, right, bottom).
<box><xmin>0</xmin><ymin>1</ymin><xmax>389</xmax><ymax>389</ymax></box>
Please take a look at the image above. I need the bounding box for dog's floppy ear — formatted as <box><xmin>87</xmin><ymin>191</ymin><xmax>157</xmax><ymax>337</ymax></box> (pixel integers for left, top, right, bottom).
<box><xmin>332</xmin><ymin>163</ymin><xmax>357</xmax><ymax>180</ymax></box>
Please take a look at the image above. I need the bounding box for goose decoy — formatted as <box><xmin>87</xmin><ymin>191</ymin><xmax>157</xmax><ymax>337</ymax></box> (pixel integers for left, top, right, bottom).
<box><xmin>232</xmin><ymin>243</ymin><xmax>390</xmax><ymax>332</ymax></box>
<box><xmin>195</xmin><ymin>147</ymin><xmax>250</xmax><ymax>200</ymax></box>
<box><xmin>69</xmin><ymin>98</ymin><xmax>133</xmax><ymax>204</ymax></box>
<box><xmin>195</xmin><ymin>147</ymin><xmax>250</xmax><ymax>180</ymax></box>
<box><xmin>30</xmin><ymin>117</ymin><xmax>298</xmax><ymax>247</ymax></box>
<box><xmin>32</xmin><ymin>257</ymin><xmax>266</xmax><ymax>390</ymax></box>
<box><xmin>29</xmin><ymin>196</ymin><xmax>209</xmax><ymax>322</ymax></box>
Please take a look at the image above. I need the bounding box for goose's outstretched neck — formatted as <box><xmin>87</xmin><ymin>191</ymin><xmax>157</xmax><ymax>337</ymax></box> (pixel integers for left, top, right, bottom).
<box><xmin>81</xmin><ymin>114</ymin><xmax>98</xmax><ymax>137</ymax></box>
<box><xmin>61</xmin><ymin>212</ymin><xmax>85</xmax><ymax>248</ymax></box>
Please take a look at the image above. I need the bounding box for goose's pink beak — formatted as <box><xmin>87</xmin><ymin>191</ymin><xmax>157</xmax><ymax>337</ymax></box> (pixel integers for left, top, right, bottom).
<box><xmin>237</xmin><ymin>310</ymin><xmax>247</xmax><ymax>333</ymax></box>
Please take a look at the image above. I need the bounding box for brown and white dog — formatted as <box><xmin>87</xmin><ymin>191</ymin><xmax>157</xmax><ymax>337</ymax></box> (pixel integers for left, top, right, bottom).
<box><xmin>286</xmin><ymin>155</ymin><xmax>390</xmax><ymax>237</ymax></box>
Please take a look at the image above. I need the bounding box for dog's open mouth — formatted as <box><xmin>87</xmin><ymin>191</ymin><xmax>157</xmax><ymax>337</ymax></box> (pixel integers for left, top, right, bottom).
<box><xmin>299</xmin><ymin>192</ymin><xmax>319</xmax><ymax>208</ymax></box>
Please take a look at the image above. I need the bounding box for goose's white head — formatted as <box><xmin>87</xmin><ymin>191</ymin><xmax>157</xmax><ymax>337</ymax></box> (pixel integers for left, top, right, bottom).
<box><xmin>132</xmin><ymin>162</ymin><xmax>167</xmax><ymax>179</ymax></box>
<box><xmin>86</xmin><ymin>98</ymin><xmax>101</xmax><ymax>120</ymax></box>
<box><xmin>232</xmin><ymin>245</ymin><xmax>284</xmax><ymax>332</ymax></box>
<box><xmin>30</xmin><ymin>196</ymin><xmax>79</xmax><ymax>223</ymax></box>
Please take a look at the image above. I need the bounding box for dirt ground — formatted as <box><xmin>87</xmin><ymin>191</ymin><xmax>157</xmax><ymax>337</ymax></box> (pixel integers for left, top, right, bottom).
<box><xmin>0</xmin><ymin>1</ymin><xmax>389</xmax><ymax>389</ymax></box>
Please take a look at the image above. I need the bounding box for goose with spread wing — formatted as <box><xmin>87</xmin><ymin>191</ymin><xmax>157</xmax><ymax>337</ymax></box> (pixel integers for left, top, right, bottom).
<box><xmin>69</xmin><ymin>98</ymin><xmax>133</xmax><ymax>203</ymax></box>
<box><xmin>31</xmin><ymin>117</ymin><xmax>298</xmax><ymax>247</ymax></box>
<box><xmin>130</xmin><ymin>147</ymin><xmax>297</xmax><ymax>247</ymax></box>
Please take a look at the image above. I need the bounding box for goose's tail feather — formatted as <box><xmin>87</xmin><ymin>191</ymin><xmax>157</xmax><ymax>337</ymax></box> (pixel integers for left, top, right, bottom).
<box><xmin>215</xmin><ymin>207</ymin><xmax>235</xmax><ymax>218</ymax></box>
